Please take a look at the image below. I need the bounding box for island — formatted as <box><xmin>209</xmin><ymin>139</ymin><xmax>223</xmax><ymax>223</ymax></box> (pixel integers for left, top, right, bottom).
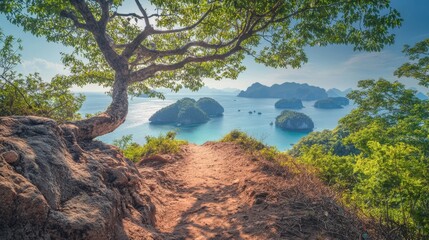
<box><xmin>274</xmin><ymin>98</ymin><xmax>304</xmax><ymax>109</ymax></box>
<box><xmin>314</xmin><ymin>97</ymin><xmax>349</xmax><ymax>109</ymax></box>
<box><xmin>238</xmin><ymin>82</ymin><xmax>328</xmax><ymax>100</ymax></box>
<box><xmin>275</xmin><ymin>110</ymin><xmax>314</xmax><ymax>132</ymax></box>
<box><xmin>326</xmin><ymin>88</ymin><xmax>352</xmax><ymax>97</ymax></box>
<box><xmin>196</xmin><ymin>97</ymin><xmax>224</xmax><ymax>117</ymax></box>
<box><xmin>149</xmin><ymin>97</ymin><xmax>223</xmax><ymax>125</ymax></box>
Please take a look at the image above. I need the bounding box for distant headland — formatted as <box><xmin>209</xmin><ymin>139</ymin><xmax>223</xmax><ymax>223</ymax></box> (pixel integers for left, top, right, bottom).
<box><xmin>237</xmin><ymin>82</ymin><xmax>328</xmax><ymax>100</ymax></box>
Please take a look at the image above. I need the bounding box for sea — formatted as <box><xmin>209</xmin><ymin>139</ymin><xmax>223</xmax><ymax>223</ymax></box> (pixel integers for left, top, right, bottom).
<box><xmin>79</xmin><ymin>92</ymin><xmax>354</xmax><ymax>151</ymax></box>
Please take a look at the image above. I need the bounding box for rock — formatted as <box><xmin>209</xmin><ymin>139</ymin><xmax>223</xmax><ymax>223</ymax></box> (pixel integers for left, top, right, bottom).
<box><xmin>149</xmin><ymin>97</ymin><xmax>224</xmax><ymax>125</ymax></box>
<box><xmin>196</xmin><ymin>97</ymin><xmax>224</xmax><ymax>117</ymax></box>
<box><xmin>1</xmin><ymin>150</ymin><xmax>19</xmax><ymax>164</ymax></box>
<box><xmin>0</xmin><ymin>116</ymin><xmax>157</xmax><ymax>239</ymax></box>
<box><xmin>238</xmin><ymin>82</ymin><xmax>328</xmax><ymax>100</ymax></box>
<box><xmin>274</xmin><ymin>98</ymin><xmax>304</xmax><ymax>109</ymax></box>
<box><xmin>314</xmin><ymin>97</ymin><xmax>349</xmax><ymax>109</ymax></box>
<box><xmin>275</xmin><ymin>110</ymin><xmax>314</xmax><ymax>132</ymax></box>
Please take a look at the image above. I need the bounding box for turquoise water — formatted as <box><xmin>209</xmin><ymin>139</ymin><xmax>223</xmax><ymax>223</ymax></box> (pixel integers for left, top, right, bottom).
<box><xmin>79</xmin><ymin>93</ymin><xmax>354</xmax><ymax>151</ymax></box>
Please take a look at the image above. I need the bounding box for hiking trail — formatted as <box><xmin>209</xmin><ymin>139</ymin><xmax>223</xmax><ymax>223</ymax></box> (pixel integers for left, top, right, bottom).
<box><xmin>137</xmin><ymin>142</ymin><xmax>364</xmax><ymax>240</ymax></box>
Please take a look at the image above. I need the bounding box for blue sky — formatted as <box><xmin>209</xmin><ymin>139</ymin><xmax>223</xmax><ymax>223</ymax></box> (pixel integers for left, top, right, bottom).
<box><xmin>1</xmin><ymin>0</ymin><xmax>429</xmax><ymax>92</ymax></box>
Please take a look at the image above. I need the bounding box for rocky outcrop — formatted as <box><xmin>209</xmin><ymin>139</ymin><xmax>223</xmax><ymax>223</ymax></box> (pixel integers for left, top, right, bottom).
<box><xmin>274</xmin><ymin>98</ymin><xmax>304</xmax><ymax>109</ymax></box>
<box><xmin>314</xmin><ymin>97</ymin><xmax>349</xmax><ymax>109</ymax></box>
<box><xmin>238</xmin><ymin>82</ymin><xmax>328</xmax><ymax>100</ymax></box>
<box><xmin>0</xmin><ymin>116</ymin><xmax>157</xmax><ymax>239</ymax></box>
<box><xmin>149</xmin><ymin>97</ymin><xmax>224</xmax><ymax>125</ymax></box>
<box><xmin>196</xmin><ymin>97</ymin><xmax>224</xmax><ymax>117</ymax></box>
<box><xmin>275</xmin><ymin>110</ymin><xmax>314</xmax><ymax>132</ymax></box>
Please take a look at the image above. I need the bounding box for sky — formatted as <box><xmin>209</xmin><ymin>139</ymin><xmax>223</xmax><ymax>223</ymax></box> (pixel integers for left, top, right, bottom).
<box><xmin>1</xmin><ymin>0</ymin><xmax>429</xmax><ymax>92</ymax></box>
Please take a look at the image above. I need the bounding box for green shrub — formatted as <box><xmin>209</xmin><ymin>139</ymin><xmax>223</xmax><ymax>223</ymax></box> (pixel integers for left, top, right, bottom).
<box><xmin>221</xmin><ymin>130</ymin><xmax>266</xmax><ymax>151</ymax></box>
<box><xmin>113</xmin><ymin>131</ymin><xmax>187</xmax><ymax>162</ymax></box>
<box><xmin>221</xmin><ymin>130</ymin><xmax>292</xmax><ymax>163</ymax></box>
<box><xmin>140</xmin><ymin>131</ymin><xmax>187</xmax><ymax>157</ymax></box>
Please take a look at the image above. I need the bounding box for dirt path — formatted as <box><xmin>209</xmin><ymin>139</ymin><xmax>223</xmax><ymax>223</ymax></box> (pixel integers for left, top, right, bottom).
<box><xmin>137</xmin><ymin>142</ymin><xmax>365</xmax><ymax>240</ymax></box>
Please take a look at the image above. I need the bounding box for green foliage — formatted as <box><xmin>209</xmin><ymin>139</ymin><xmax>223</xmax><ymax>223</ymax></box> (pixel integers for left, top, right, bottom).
<box><xmin>0</xmin><ymin>0</ymin><xmax>402</xmax><ymax>96</ymax></box>
<box><xmin>298</xmin><ymin>144</ymin><xmax>356</xmax><ymax>190</ymax></box>
<box><xmin>221</xmin><ymin>130</ymin><xmax>281</xmax><ymax>162</ymax></box>
<box><xmin>113</xmin><ymin>132</ymin><xmax>187</xmax><ymax>162</ymax></box>
<box><xmin>293</xmin><ymin>78</ymin><xmax>429</xmax><ymax>238</ymax></box>
<box><xmin>289</xmin><ymin>128</ymin><xmax>358</xmax><ymax>157</ymax></box>
<box><xmin>353</xmin><ymin>141</ymin><xmax>429</xmax><ymax>236</ymax></box>
<box><xmin>395</xmin><ymin>38</ymin><xmax>429</xmax><ymax>87</ymax></box>
<box><xmin>0</xmin><ymin>28</ymin><xmax>84</xmax><ymax>122</ymax></box>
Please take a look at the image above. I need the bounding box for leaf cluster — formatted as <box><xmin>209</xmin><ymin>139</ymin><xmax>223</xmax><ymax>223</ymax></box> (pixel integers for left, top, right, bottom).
<box><xmin>0</xmin><ymin>28</ymin><xmax>84</xmax><ymax>122</ymax></box>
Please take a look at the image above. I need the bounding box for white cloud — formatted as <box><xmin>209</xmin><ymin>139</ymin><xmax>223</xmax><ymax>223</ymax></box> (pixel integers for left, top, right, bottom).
<box><xmin>20</xmin><ymin>58</ymin><xmax>69</xmax><ymax>81</ymax></box>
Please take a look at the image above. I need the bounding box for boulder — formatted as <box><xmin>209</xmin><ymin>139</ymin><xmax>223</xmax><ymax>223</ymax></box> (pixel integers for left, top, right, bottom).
<box><xmin>274</xmin><ymin>98</ymin><xmax>304</xmax><ymax>109</ymax></box>
<box><xmin>275</xmin><ymin>110</ymin><xmax>314</xmax><ymax>132</ymax></box>
<box><xmin>0</xmin><ymin>116</ymin><xmax>157</xmax><ymax>239</ymax></box>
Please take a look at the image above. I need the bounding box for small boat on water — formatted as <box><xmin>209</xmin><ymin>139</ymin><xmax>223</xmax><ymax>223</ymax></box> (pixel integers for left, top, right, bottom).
<box><xmin>269</xmin><ymin>122</ymin><xmax>273</xmax><ymax>126</ymax></box>
<box><xmin>248</xmin><ymin>111</ymin><xmax>253</xmax><ymax>114</ymax></box>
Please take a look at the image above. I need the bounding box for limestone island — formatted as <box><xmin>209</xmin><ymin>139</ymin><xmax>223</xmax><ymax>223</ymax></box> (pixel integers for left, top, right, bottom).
<box><xmin>274</xmin><ymin>98</ymin><xmax>304</xmax><ymax>109</ymax></box>
<box><xmin>196</xmin><ymin>97</ymin><xmax>224</xmax><ymax>117</ymax></box>
<box><xmin>314</xmin><ymin>97</ymin><xmax>349</xmax><ymax>109</ymax></box>
<box><xmin>238</xmin><ymin>82</ymin><xmax>328</xmax><ymax>101</ymax></box>
<box><xmin>275</xmin><ymin>110</ymin><xmax>314</xmax><ymax>132</ymax></box>
<box><xmin>149</xmin><ymin>97</ymin><xmax>224</xmax><ymax>125</ymax></box>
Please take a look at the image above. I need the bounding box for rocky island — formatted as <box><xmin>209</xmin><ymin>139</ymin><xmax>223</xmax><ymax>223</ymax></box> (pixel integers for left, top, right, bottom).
<box><xmin>196</xmin><ymin>97</ymin><xmax>224</xmax><ymax>117</ymax></box>
<box><xmin>238</xmin><ymin>82</ymin><xmax>328</xmax><ymax>100</ymax></box>
<box><xmin>274</xmin><ymin>98</ymin><xmax>304</xmax><ymax>109</ymax></box>
<box><xmin>314</xmin><ymin>97</ymin><xmax>349</xmax><ymax>109</ymax></box>
<box><xmin>149</xmin><ymin>97</ymin><xmax>223</xmax><ymax>125</ymax></box>
<box><xmin>275</xmin><ymin>110</ymin><xmax>314</xmax><ymax>132</ymax></box>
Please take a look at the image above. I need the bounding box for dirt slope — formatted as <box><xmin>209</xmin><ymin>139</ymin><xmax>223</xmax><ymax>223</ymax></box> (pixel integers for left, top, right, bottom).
<box><xmin>137</xmin><ymin>142</ymin><xmax>366</xmax><ymax>240</ymax></box>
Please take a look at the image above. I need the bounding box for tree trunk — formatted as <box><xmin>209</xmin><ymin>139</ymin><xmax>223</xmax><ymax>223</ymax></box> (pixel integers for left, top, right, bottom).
<box><xmin>67</xmin><ymin>73</ymin><xmax>129</xmax><ymax>141</ymax></box>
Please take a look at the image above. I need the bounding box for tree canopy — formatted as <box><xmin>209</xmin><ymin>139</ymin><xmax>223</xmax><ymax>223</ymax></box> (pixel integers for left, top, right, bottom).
<box><xmin>291</xmin><ymin>71</ymin><xmax>429</xmax><ymax>238</ymax></box>
<box><xmin>0</xmin><ymin>0</ymin><xmax>402</xmax><ymax>139</ymax></box>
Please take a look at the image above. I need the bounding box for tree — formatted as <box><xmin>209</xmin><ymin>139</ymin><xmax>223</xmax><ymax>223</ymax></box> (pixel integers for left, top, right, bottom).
<box><xmin>293</xmin><ymin>78</ymin><xmax>429</xmax><ymax>237</ymax></box>
<box><xmin>0</xmin><ymin>0</ymin><xmax>402</xmax><ymax>140</ymax></box>
<box><xmin>395</xmin><ymin>38</ymin><xmax>429</xmax><ymax>87</ymax></box>
<box><xmin>0</xmin><ymin>28</ymin><xmax>84</xmax><ymax>122</ymax></box>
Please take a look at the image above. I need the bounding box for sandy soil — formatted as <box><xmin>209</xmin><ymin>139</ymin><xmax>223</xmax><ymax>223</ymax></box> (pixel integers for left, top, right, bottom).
<box><xmin>137</xmin><ymin>142</ymin><xmax>365</xmax><ymax>240</ymax></box>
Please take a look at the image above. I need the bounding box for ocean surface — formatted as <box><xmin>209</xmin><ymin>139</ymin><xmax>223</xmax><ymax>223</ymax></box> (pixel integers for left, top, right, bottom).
<box><xmin>79</xmin><ymin>92</ymin><xmax>354</xmax><ymax>151</ymax></box>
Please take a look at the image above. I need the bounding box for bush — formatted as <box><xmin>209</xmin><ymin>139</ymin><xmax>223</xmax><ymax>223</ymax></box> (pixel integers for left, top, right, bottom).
<box><xmin>113</xmin><ymin>132</ymin><xmax>187</xmax><ymax>162</ymax></box>
<box><xmin>221</xmin><ymin>130</ymin><xmax>290</xmax><ymax>163</ymax></box>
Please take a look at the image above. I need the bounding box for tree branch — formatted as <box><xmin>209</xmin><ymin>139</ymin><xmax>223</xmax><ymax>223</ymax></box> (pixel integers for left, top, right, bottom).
<box><xmin>60</xmin><ymin>10</ymin><xmax>90</xmax><ymax>30</ymax></box>
<box><xmin>97</xmin><ymin>0</ymin><xmax>111</xmax><ymax>29</ymax></box>
<box><xmin>151</xmin><ymin>7</ymin><xmax>214</xmax><ymax>35</ymax></box>
<box><xmin>129</xmin><ymin>43</ymin><xmax>245</xmax><ymax>83</ymax></box>
<box><xmin>67</xmin><ymin>0</ymin><xmax>126</xmax><ymax>72</ymax></box>
<box><xmin>135</xmin><ymin>0</ymin><xmax>150</xmax><ymax>27</ymax></box>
